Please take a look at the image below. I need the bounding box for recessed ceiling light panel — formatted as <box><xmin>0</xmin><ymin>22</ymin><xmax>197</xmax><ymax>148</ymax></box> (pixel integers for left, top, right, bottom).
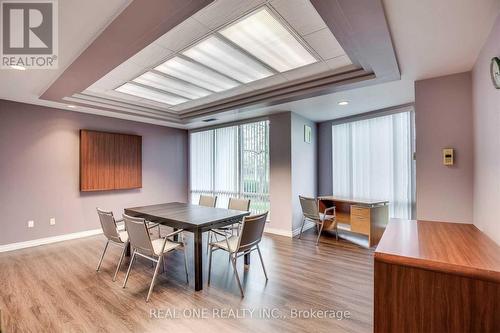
<box><xmin>155</xmin><ymin>57</ymin><xmax>239</xmax><ymax>92</ymax></box>
<box><xmin>116</xmin><ymin>83</ymin><xmax>189</xmax><ymax>105</ymax></box>
<box><xmin>183</xmin><ymin>36</ymin><xmax>274</xmax><ymax>83</ymax></box>
<box><xmin>133</xmin><ymin>71</ymin><xmax>212</xmax><ymax>99</ymax></box>
<box><xmin>338</xmin><ymin>101</ymin><xmax>349</xmax><ymax>106</ymax></box>
<box><xmin>220</xmin><ymin>8</ymin><xmax>317</xmax><ymax>72</ymax></box>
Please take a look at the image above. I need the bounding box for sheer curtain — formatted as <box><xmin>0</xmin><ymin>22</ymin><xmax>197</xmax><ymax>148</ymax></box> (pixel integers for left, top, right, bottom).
<box><xmin>189</xmin><ymin>120</ymin><xmax>270</xmax><ymax>214</ymax></box>
<box><xmin>332</xmin><ymin>111</ymin><xmax>414</xmax><ymax>218</ymax></box>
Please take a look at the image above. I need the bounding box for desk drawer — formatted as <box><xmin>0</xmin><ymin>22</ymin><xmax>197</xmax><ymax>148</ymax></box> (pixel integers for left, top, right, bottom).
<box><xmin>351</xmin><ymin>215</ymin><xmax>370</xmax><ymax>235</ymax></box>
<box><xmin>351</xmin><ymin>206</ymin><xmax>370</xmax><ymax>218</ymax></box>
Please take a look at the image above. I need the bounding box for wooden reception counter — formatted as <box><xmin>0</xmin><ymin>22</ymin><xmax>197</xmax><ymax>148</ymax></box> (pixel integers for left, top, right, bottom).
<box><xmin>374</xmin><ymin>219</ymin><xmax>500</xmax><ymax>333</ymax></box>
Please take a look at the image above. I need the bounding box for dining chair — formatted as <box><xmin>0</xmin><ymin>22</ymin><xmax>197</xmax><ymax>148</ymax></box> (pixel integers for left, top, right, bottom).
<box><xmin>206</xmin><ymin>198</ymin><xmax>251</xmax><ymax>252</ymax></box>
<box><xmin>96</xmin><ymin>208</ymin><xmax>130</xmax><ymax>282</ymax></box>
<box><xmin>122</xmin><ymin>214</ymin><xmax>188</xmax><ymax>302</ymax></box>
<box><xmin>208</xmin><ymin>212</ymin><xmax>268</xmax><ymax>297</ymax></box>
<box><xmin>199</xmin><ymin>195</ymin><xmax>217</xmax><ymax>207</ymax></box>
<box><xmin>298</xmin><ymin>196</ymin><xmax>337</xmax><ymax>245</ymax></box>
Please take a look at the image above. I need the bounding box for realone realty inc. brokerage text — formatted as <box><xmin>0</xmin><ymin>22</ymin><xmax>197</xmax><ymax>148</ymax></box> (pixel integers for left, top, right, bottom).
<box><xmin>150</xmin><ymin>307</ymin><xmax>352</xmax><ymax>320</ymax></box>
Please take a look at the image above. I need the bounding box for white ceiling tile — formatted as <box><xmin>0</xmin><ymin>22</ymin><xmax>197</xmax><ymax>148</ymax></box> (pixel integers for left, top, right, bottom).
<box><xmin>325</xmin><ymin>55</ymin><xmax>353</xmax><ymax>71</ymax></box>
<box><xmin>128</xmin><ymin>43</ymin><xmax>173</xmax><ymax>67</ymax></box>
<box><xmin>270</xmin><ymin>0</ymin><xmax>326</xmax><ymax>36</ymax></box>
<box><xmin>281</xmin><ymin>61</ymin><xmax>329</xmax><ymax>81</ymax></box>
<box><xmin>304</xmin><ymin>28</ymin><xmax>345</xmax><ymax>60</ymax></box>
<box><xmin>193</xmin><ymin>0</ymin><xmax>266</xmax><ymax>30</ymax></box>
<box><xmin>154</xmin><ymin>18</ymin><xmax>210</xmax><ymax>52</ymax></box>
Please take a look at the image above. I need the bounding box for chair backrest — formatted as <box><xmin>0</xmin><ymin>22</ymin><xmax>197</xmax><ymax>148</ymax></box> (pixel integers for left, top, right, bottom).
<box><xmin>199</xmin><ymin>195</ymin><xmax>217</xmax><ymax>207</ymax></box>
<box><xmin>97</xmin><ymin>208</ymin><xmax>121</xmax><ymax>243</ymax></box>
<box><xmin>122</xmin><ymin>214</ymin><xmax>154</xmax><ymax>255</ymax></box>
<box><xmin>228</xmin><ymin>198</ymin><xmax>251</xmax><ymax>211</ymax></box>
<box><xmin>299</xmin><ymin>196</ymin><xmax>320</xmax><ymax>220</ymax></box>
<box><xmin>237</xmin><ymin>212</ymin><xmax>268</xmax><ymax>252</ymax></box>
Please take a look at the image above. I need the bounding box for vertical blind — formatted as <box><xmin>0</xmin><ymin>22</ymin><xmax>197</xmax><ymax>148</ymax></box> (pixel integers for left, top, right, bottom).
<box><xmin>332</xmin><ymin>111</ymin><xmax>415</xmax><ymax>219</ymax></box>
<box><xmin>190</xmin><ymin>120</ymin><xmax>270</xmax><ymax>214</ymax></box>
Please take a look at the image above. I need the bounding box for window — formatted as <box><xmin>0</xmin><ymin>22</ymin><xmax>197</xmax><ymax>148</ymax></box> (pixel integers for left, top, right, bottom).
<box><xmin>190</xmin><ymin>120</ymin><xmax>270</xmax><ymax>214</ymax></box>
<box><xmin>332</xmin><ymin>110</ymin><xmax>415</xmax><ymax>219</ymax></box>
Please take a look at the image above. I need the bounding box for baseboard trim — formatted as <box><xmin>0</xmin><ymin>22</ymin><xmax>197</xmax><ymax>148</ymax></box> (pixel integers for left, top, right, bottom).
<box><xmin>292</xmin><ymin>221</ymin><xmax>316</xmax><ymax>237</ymax></box>
<box><xmin>0</xmin><ymin>228</ymin><xmax>104</xmax><ymax>253</ymax></box>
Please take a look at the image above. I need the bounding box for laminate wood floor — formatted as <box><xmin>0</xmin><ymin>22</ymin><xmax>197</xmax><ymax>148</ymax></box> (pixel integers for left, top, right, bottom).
<box><xmin>0</xmin><ymin>228</ymin><xmax>374</xmax><ymax>333</ymax></box>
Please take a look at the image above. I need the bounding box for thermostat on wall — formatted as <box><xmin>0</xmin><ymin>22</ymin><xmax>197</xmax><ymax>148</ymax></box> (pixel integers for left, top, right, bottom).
<box><xmin>443</xmin><ymin>148</ymin><xmax>454</xmax><ymax>166</ymax></box>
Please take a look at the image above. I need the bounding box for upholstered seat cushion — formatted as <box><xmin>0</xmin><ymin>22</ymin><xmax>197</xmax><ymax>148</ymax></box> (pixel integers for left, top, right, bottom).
<box><xmin>151</xmin><ymin>238</ymin><xmax>181</xmax><ymax>255</ymax></box>
<box><xmin>118</xmin><ymin>230</ymin><xmax>129</xmax><ymax>243</ymax></box>
<box><xmin>210</xmin><ymin>235</ymin><xmax>239</xmax><ymax>252</ymax></box>
<box><xmin>319</xmin><ymin>213</ymin><xmax>335</xmax><ymax>220</ymax></box>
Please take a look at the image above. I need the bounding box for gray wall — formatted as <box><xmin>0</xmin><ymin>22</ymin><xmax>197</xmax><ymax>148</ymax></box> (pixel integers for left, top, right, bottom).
<box><xmin>415</xmin><ymin>72</ymin><xmax>474</xmax><ymax>223</ymax></box>
<box><xmin>268</xmin><ymin>112</ymin><xmax>293</xmax><ymax>232</ymax></box>
<box><xmin>268</xmin><ymin>112</ymin><xmax>318</xmax><ymax>234</ymax></box>
<box><xmin>0</xmin><ymin>100</ymin><xmax>188</xmax><ymax>245</ymax></box>
<box><xmin>291</xmin><ymin>113</ymin><xmax>317</xmax><ymax>231</ymax></box>
<box><xmin>472</xmin><ymin>13</ymin><xmax>500</xmax><ymax>245</ymax></box>
<box><xmin>317</xmin><ymin>122</ymin><xmax>333</xmax><ymax>196</ymax></box>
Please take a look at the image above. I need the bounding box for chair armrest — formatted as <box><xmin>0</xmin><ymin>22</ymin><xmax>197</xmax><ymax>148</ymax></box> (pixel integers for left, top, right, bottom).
<box><xmin>211</xmin><ymin>229</ymin><xmax>229</xmax><ymax>237</ymax></box>
<box><xmin>209</xmin><ymin>229</ymin><xmax>232</xmax><ymax>253</ymax></box>
<box><xmin>146</xmin><ymin>222</ymin><xmax>160</xmax><ymax>229</ymax></box>
<box><xmin>165</xmin><ymin>228</ymin><xmax>184</xmax><ymax>239</ymax></box>
<box><xmin>323</xmin><ymin>206</ymin><xmax>336</xmax><ymax>214</ymax></box>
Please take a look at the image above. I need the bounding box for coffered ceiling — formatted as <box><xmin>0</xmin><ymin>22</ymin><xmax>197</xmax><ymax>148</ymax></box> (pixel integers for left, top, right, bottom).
<box><xmin>80</xmin><ymin>2</ymin><xmax>352</xmax><ymax>117</ymax></box>
<box><xmin>36</xmin><ymin>0</ymin><xmax>397</xmax><ymax>127</ymax></box>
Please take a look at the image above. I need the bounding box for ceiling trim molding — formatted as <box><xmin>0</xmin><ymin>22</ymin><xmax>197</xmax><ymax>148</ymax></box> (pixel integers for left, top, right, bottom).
<box><xmin>179</xmin><ymin>67</ymin><xmax>375</xmax><ymax>119</ymax></box>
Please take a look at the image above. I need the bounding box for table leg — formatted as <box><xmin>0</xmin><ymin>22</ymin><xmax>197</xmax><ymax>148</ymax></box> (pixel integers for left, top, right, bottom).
<box><xmin>172</xmin><ymin>227</ymin><xmax>179</xmax><ymax>241</ymax></box>
<box><xmin>244</xmin><ymin>251</ymin><xmax>251</xmax><ymax>265</ymax></box>
<box><xmin>194</xmin><ymin>229</ymin><xmax>203</xmax><ymax>291</ymax></box>
<box><xmin>125</xmin><ymin>242</ymin><xmax>131</xmax><ymax>257</ymax></box>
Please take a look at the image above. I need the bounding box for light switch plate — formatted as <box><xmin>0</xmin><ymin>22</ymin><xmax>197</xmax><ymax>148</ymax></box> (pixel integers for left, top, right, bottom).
<box><xmin>28</xmin><ymin>220</ymin><xmax>34</xmax><ymax>228</ymax></box>
<box><xmin>50</xmin><ymin>218</ymin><xmax>56</xmax><ymax>226</ymax></box>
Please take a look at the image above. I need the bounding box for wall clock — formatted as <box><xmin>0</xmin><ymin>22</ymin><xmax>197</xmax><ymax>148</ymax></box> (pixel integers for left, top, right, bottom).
<box><xmin>491</xmin><ymin>57</ymin><xmax>500</xmax><ymax>89</ymax></box>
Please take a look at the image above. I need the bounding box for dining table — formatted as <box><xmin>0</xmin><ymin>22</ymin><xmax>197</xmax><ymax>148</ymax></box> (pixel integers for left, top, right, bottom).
<box><xmin>124</xmin><ymin>202</ymin><xmax>250</xmax><ymax>291</ymax></box>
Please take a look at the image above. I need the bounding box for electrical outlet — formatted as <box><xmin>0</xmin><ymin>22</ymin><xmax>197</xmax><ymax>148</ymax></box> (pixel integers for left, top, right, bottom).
<box><xmin>50</xmin><ymin>218</ymin><xmax>56</xmax><ymax>226</ymax></box>
<box><xmin>28</xmin><ymin>220</ymin><xmax>34</xmax><ymax>228</ymax></box>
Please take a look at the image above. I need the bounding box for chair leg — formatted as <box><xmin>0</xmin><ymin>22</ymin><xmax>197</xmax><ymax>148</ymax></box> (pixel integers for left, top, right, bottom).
<box><xmin>113</xmin><ymin>242</ymin><xmax>127</xmax><ymax>282</ymax></box>
<box><xmin>146</xmin><ymin>256</ymin><xmax>163</xmax><ymax>302</ymax></box>
<box><xmin>316</xmin><ymin>221</ymin><xmax>325</xmax><ymax>245</ymax></box>
<box><xmin>96</xmin><ymin>240</ymin><xmax>109</xmax><ymax>272</ymax></box>
<box><xmin>157</xmin><ymin>225</ymin><xmax>161</xmax><ymax>238</ymax></box>
<box><xmin>256</xmin><ymin>245</ymin><xmax>268</xmax><ymax>281</ymax></box>
<box><xmin>231</xmin><ymin>254</ymin><xmax>244</xmax><ymax>297</ymax></box>
<box><xmin>122</xmin><ymin>250</ymin><xmax>137</xmax><ymax>288</ymax></box>
<box><xmin>183</xmin><ymin>249</ymin><xmax>189</xmax><ymax>284</ymax></box>
<box><xmin>206</xmin><ymin>231</ymin><xmax>212</xmax><ymax>253</ymax></box>
<box><xmin>298</xmin><ymin>217</ymin><xmax>306</xmax><ymax>239</ymax></box>
<box><xmin>335</xmin><ymin>224</ymin><xmax>339</xmax><ymax>241</ymax></box>
<box><xmin>208</xmin><ymin>246</ymin><xmax>213</xmax><ymax>285</ymax></box>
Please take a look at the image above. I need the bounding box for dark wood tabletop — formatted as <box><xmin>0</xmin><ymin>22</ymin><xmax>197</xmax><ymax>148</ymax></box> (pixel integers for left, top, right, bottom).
<box><xmin>124</xmin><ymin>202</ymin><xmax>249</xmax><ymax>231</ymax></box>
<box><xmin>124</xmin><ymin>202</ymin><xmax>250</xmax><ymax>291</ymax></box>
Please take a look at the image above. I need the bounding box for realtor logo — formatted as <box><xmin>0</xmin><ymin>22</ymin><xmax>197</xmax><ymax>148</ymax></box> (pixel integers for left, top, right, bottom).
<box><xmin>1</xmin><ymin>0</ymin><xmax>58</xmax><ymax>69</ymax></box>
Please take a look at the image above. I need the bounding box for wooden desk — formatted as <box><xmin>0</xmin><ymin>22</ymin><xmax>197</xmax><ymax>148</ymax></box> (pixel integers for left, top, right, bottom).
<box><xmin>318</xmin><ymin>196</ymin><xmax>389</xmax><ymax>247</ymax></box>
<box><xmin>374</xmin><ymin>219</ymin><xmax>500</xmax><ymax>333</ymax></box>
<box><xmin>124</xmin><ymin>202</ymin><xmax>249</xmax><ymax>291</ymax></box>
